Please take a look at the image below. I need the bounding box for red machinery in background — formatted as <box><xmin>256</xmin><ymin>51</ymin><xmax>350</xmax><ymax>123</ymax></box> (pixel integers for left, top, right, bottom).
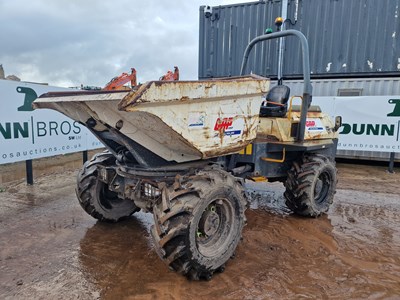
<box><xmin>159</xmin><ymin>66</ymin><xmax>179</xmax><ymax>81</ymax></box>
<box><xmin>103</xmin><ymin>66</ymin><xmax>179</xmax><ymax>91</ymax></box>
<box><xmin>103</xmin><ymin>68</ymin><xmax>137</xmax><ymax>90</ymax></box>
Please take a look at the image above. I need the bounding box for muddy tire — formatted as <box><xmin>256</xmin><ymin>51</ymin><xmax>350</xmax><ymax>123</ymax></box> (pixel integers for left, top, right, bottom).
<box><xmin>151</xmin><ymin>169</ymin><xmax>246</xmax><ymax>280</ymax></box>
<box><xmin>76</xmin><ymin>151</ymin><xmax>139</xmax><ymax>222</ymax></box>
<box><xmin>284</xmin><ymin>154</ymin><xmax>337</xmax><ymax>217</ymax></box>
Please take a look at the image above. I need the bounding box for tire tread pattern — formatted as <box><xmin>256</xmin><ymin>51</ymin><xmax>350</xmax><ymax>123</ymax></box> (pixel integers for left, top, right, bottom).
<box><xmin>284</xmin><ymin>154</ymin><xmax>337</xmax><ymax>217</ymax></box>
<box><xmin>76</xmin><ymin>151</ymin><xmax>138</xmax><ymax>222</ymax></box>
<box><xmin>151</xmin><ymin>168</ymin><xmax>247</xmax><ymax>280</ymax></box>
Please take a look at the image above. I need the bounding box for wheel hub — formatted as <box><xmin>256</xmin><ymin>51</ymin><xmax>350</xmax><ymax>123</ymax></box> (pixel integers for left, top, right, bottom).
<box><xmin>315</xmin><ymin>178</ymin><xmax>323</xmax><ymax>197</ymax></box>
<box><xmin>314</xmin><ymin>172</ymin><xmax>330</xmax><ymax>204</ymax></box>
<box><xmin>199</xmin><ymin>209</ymin><xmax>220</xmax><ymax>237</ymax></box>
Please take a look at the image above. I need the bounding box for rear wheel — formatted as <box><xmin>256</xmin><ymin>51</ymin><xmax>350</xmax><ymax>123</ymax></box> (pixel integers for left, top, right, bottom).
<box><xmin>284</xmin><ymin>154</ymin><xmax>337</xmax><ymax>217</ymax></box>
<box><xmin>151</xmin><ymin>169</ymin><xmax>247</xmax><ymax>280</ymax></box>
<box><xmin>76</xmin><ymin>151</ymin><xmax>139</xmax><ymax>222</ymax></box>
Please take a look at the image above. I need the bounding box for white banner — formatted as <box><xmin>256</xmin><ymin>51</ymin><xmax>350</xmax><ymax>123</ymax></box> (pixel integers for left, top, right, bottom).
<box><xmin>0</xmin><ymin>80</ymin><xmax>103</xmax><ymax>164</ymax></box>
<box><xmin>313</xmin><ymin>96</ymin><xmax>400</xmax><ymax>153</ymax></box>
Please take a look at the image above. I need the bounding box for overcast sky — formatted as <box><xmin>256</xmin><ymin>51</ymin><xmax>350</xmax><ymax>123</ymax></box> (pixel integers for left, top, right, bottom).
<box><xmin>0</xmin><ymin>0</ymin><xmax>256</xmax><ymax>88</ymax></box>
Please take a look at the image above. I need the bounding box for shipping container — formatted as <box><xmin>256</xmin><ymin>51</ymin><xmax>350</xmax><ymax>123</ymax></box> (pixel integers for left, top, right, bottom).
<box><xmin>199</xmin><ymin>0</ymin><xmax>400</xmax><ymax>79</ymax></box>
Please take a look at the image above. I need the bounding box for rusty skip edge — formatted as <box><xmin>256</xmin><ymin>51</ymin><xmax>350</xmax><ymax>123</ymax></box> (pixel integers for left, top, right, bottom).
<box><xmin>118</xmin><ymin>76</ymin><xmax>270</xmax><ymax>110</ymax></box>
<box><xmin>38</xmin><ymin>89</ymin><xmax>130</xmax><ymax>98</ymax></box>
<box><xmin>34</xmin><ymin>75</ymin><xmax>269</xmax><ymax>110</ymax></box>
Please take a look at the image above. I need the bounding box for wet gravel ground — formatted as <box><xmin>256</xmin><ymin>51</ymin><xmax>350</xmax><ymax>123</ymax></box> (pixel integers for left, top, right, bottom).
<box><xmin>0</xmin><ymin>162</ymin><xmax>399</xmax><ymax>299</ymax></box>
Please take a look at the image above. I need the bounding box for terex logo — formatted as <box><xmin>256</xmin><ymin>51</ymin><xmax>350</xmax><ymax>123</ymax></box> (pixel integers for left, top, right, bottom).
<box><xmin>214</xmin><ymin>117</ymin><xmax>233</xmax><ymax>131</ymax></box>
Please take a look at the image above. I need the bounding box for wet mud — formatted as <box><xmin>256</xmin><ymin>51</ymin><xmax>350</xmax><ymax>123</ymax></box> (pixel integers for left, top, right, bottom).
<box><xmin>0</xmin><ymin>163</ymin><xmax>399</xmax><ymax>299</ymax></box>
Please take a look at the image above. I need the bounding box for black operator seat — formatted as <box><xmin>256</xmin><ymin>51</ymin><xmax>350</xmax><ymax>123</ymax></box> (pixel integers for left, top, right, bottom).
<box><xmin>260</xmin><ymin>85</ymin><xmax>290</xmax><ymax>117</ymax></box>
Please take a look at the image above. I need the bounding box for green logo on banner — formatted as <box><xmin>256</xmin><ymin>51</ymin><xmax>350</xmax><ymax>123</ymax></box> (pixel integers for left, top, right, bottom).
<box><xmin>17</xmin><ymin>87</ymin><xmax>37</xmax><ymax>112</ymax></box>
<box><xmin>387</xmin><ymin>99</ymin><xmax>400</xmax><ymax>117</ymax></box>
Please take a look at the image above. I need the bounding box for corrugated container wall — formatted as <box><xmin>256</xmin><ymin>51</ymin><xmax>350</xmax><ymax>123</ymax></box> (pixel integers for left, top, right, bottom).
<box><xmin>199</xmin><ymin>0</ymin><xmax>400</xmax><ymax>79</ymax></box>
<box><xmin>275</xmin><ymin>78</ymin><xmax>400</xmax><ymax>97</ymax></box>
<box><xmin>199</xmin><ymin>1</ymin><xmax>281</xmax><ymax>79</ymax></box>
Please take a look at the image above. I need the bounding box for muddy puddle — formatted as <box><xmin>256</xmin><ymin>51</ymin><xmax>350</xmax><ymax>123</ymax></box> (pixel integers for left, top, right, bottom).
<box><xmin>1</xmin><ymin>163</ymin><xmax>400</xmax><ymax>299</ymax></box>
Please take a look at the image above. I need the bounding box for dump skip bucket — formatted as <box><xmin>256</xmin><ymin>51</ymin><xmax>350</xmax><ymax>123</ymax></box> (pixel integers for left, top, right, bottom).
<box><xmin>34</xmin><ymin>76</ymin><xmax>269</xmax><ymax>162</ymax></box>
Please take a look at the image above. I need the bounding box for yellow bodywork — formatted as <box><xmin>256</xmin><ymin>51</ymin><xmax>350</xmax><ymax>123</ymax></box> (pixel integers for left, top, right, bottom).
<box><xmin>256</xmin><ymin>110</ymin><xmax>338</xmax><ymax>142</ymax></box>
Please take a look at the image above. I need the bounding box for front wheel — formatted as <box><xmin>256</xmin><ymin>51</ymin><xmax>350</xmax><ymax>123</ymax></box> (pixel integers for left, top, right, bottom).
<box><xmin>76</xmin><ymin>151</ymin><xmax>139</xmax><ymax>222</ymax></box>
<box><xmin>151</xmin><ymin>169</ymin><xmax>247</xmax><ymax>280</ymax></box>
<box><xmin>284</xmin><ymin>154</ymin><xmax>337</xmax><ymax>217</ymax></box>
